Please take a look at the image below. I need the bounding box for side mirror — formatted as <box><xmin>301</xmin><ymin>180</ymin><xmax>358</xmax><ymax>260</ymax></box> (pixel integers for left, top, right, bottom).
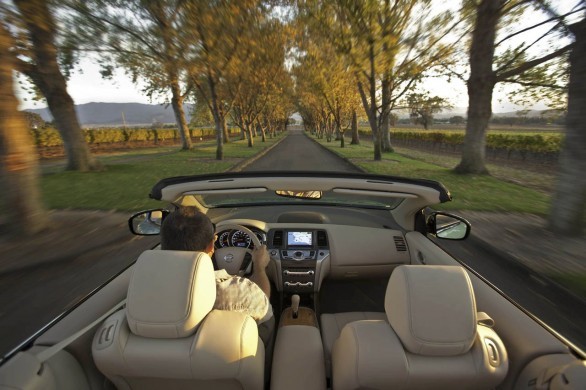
<box><xmin>427</xmin><ymin>212</ymin><xmax>471</xmax><ymax>240</ymax></box>
<box><xmin>128</xmin><ymin>209</ymin><xmax>168</xmax><ymax>235</ymax></box>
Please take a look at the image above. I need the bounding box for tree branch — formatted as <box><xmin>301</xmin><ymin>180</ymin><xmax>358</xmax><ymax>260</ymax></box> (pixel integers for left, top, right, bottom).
<box><xmin>501</xmin><ymin>78</ymin><xmax>567</xmax><ymax>89</ymax></box>
<box><xmin>496</xmin><ymin>8</ymin><xmax>583</xmax><ymax>47</ymax></box>
<box><xmin>496</xmin><ymin>43</ymin><xmax>572</xmax><ymax>81</ymax></box>
<box><xmin>496</xmin><ymin>20</ymin><xmax>568</xmax><ymax>74</ymax></box>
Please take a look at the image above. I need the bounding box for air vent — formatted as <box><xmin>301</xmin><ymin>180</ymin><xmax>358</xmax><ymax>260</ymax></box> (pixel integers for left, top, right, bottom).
<box><xmin>272</xmin><ymin>230</ymin><xmax>283</xmax><ymax>247</ymax></box>
<box><xmin>393</xmin><ymin>236</ymin><xmax>407</xmax><ymax>252</ymax></box>
<box><xmin>317</xmin><ymin>230</ymin><xmax>328</xmax><ymax>247</ymax></box>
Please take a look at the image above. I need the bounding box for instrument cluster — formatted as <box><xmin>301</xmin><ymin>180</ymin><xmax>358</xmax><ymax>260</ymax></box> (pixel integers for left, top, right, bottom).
<box><xmin>214</xmin><ymin>227</ymin><xmax>266</xmax><ymax>249</ymax></box>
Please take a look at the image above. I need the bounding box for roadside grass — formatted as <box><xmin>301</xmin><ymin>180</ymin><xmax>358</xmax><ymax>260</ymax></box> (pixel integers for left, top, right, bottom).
<box><xmin>313</xmin><ymin>137</ymin><xmax>550</xmax><ymax>214</ymax></box>
<box><xmin>41</xmin><ymin>135</ymin><xmax>283</xmax><ymax>211</ymax></box>
<box><xmin>390</xmin><ymin>146</ymin><xmax>555</xmax><ymax>193</ymax></box>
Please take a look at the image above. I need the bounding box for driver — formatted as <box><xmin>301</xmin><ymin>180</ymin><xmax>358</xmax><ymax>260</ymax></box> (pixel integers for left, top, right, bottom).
<box><xmin>159</xmin><ymin>206</ymin><xmax>274</xmax><ymax>348</ymax></box>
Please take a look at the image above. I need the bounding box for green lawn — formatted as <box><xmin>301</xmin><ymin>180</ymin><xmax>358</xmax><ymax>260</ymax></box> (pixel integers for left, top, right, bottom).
<box><xmin>313</xmin><ymin>137</ymin><xmax>550</xmax><ymax>214</ymax></box>
<box><xmin>41</xmin><ymin>131</ymin><xmax>550</xmax><ymax>214</ymax></box>
<box><xmin>41</xmin><ymin>135</ymin><xmax>283</xmax><ymax>211</ymax></box>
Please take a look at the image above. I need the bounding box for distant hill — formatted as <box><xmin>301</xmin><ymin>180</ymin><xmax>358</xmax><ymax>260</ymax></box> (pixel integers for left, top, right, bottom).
<box><xmin>26</xmin><ymin>102</ymin><xmax>194</xmax><ymax>126</ymax></box>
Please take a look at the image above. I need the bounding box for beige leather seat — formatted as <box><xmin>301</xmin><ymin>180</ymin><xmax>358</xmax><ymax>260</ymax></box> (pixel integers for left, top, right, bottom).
<box><xmin>332</xmin><ymin>265</ymin><xmax>508</xmax><ymax>390</ymax></box>
<box><xmin>321</xmin><ymin>311</ymin><xmax>387</xmax><ymax>375</ymax></box>
<box><xmin>92</xmin><ymin>250</ymin><xmax>264</xmax><ymax>390</ymax></box>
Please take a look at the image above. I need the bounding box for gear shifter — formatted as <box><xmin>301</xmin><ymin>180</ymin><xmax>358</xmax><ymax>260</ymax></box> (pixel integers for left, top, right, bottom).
<box><xmin>291</xmin><ymin>294</ymin><xmax>300</xmax><ymax>319</ymax></box>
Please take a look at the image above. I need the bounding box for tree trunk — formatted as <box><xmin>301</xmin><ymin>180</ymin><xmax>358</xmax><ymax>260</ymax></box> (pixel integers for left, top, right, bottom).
<box><xmin>381</xmin><ymin>113</ymin><xmax>394</xmax><ymax>152</ymax></box>
<box><xmin>222</xmin><ymin>115</ymin><xmax>230</xmax><ymax>144</ymax></box>
<box><xmin>357</xmin><ymin>41</ymin><xmax>381</xmax><ymax>161</ymax></box>
<box><xmin>0</xmin><ymin>23</ymin><xmax>48</xmax><ymax>235</ymax></box>
<box><xmin>207</xmin><ymin>75</ymin><xmax>223</xmax><ymax>160</ymax></box>
<box><xmin>340</xmin><ymin>131</ymin><xmax>345</xmax><ymax>148</ymax></box>
<box><xmin>170</xmin><ymin>80</ymin><xmax>192</xmax><ymax>150</ymax></box>
<box><xmin>454</xmin><ymin>0</ymin><xmax>501</xmax><ymax>175</ymax></box>
<box><xmin>549</xmin><ymin>18</ymin><xmax>586</xmax><ymax>236</ymax></box>
<box><xmin>350</xmin><ymin>109</ymin><xmax>360</xmax><ymax>145</ymax></box>
<box><xmin>246</xmin><ymin>123</ymin><xmax>254</xmax><ymax>147</ymax></box>
<box><xmin>381</xmin><ymin>74</ymin><xmax>394</xmax><ymax>152</ymax></box>
<box><xmin>258</xmin><ymin>123</ymin><xmax>266</xmax><ymax>142</ymax></box>
<box><xmin>15</xmin><ymin>0</ymin><xmax>98</xmax><ymax>172</ymax></box>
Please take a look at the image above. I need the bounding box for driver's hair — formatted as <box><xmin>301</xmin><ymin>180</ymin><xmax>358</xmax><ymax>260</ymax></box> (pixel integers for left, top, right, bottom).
<box><xmin>160</xmin><ymin>206</ymin><xmax>214</xmax><ymax>252</ymax></box>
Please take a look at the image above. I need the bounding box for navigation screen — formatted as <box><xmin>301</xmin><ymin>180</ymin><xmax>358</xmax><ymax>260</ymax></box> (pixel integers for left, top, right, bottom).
<box><xmin>287</xmin><ymin>231</ymin><xmax>312</xmax><ymax>246</ymax></box>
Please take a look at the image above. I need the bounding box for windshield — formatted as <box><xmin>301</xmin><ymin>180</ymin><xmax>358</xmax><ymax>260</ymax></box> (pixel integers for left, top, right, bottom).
<box><xmin>185</xmin><ymin>189</ymin><xmax>405</xmax><ymax>209</ymax></box>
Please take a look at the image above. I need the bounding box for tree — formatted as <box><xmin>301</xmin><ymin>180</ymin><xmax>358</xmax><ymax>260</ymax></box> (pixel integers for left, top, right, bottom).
<box><xmin>406</xmin><ymin>92</ymin><xmax>451</xmax><ymax>130</ymax></box>
<box><xmin>0</xmin><ymin>22</ymin><xmax>48</xmax><ymax>235</ymax></box>
<box><xmin>230</xmin><ymin>20</ymin><xmax>290</xmax><ymax>147</ymax></box>
<box><xmin>549</xmin><ymin>13</ymin><xmax>586</xmax><ymax>235</ymax></box>
<box><xmin>292</xmin><ymin>30</ymin><xmax>360</xmax><ymax>148</ymax></box>
<box><xmin>183</xmin><ymin>0</ymin><xmax>263</xmax><ymax>159</ymax></box>
<box><xmin>455</xmin><ymin>0</ymin><xmax>578</xmax><ymax>174</ymax></box>
<box><xmin>67</xmin><ymin>0</ymin><xmax>194</xmax><ymax>150</ymax></box>
<box><xmin>350</xmin><ymin>109</ymin><xmax>360</xmax><ymax>145</ymax></box>
<box><xmin>450</xmin><ymin>115</ymin><xmax>465</xmax><ymax>124</ymax></box>
<box><xmin>301</xmin><ymin>0</ymin><xmax>457</xmax><ymax>160</ymax></box>
<box><xmin>190</xmin><ymin>97</ymin><xmax>214</xmax><ymax>128</ymax></box>
<box><xmin>22</xmin><ymin>112</ymin><xmax>46</xmax><ymax>129</ymax></box>
<box><xmin>2</xmin><ymin>0</ymin><xmax>99</xmax><ymax>171</ymax></box>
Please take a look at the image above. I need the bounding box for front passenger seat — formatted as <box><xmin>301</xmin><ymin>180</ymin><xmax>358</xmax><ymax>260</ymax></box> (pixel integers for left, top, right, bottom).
<box><xmin>92</xmin><ymin>250</ymin><xmax>264</xmax><ymax>390</ymax></box>
<box><xmin>332</xmin><ymin>265</ymin><xmax>508</xmax><ymax>390</ymax></box>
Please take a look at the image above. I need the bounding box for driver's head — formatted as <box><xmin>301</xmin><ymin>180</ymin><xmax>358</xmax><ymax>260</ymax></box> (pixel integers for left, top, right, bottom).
<box><xmin>160</xmin><ymin>206</ymin><xmax>215</xmax><ymax>253</ymax></box>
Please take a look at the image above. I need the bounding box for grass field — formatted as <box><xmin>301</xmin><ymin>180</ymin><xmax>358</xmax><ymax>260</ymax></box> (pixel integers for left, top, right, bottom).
<box><xmin>40</xmin><ymin>129</ymin><xmax>552</xmax><ymax>215</ymax></box>
<box><xmin>40</xmin><ymin>135</ymin><xmax>283</xmax><ymax>211</ymax></box>
<box><xmin>312</xmin><ymin>136</ymin><xmax>551</xmax><ymax>215</ymax></box>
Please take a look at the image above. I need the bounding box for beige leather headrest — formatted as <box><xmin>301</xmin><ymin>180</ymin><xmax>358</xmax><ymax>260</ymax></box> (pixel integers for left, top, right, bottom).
<box><xmin>385</xmin><ymin>265</ymin><xmax>477</xmax><ymax>356</ymax></box>
<box><xmin>126</xmin><ymin>250</ymin><xmax>216</xmax><ymax>339</ymax></box>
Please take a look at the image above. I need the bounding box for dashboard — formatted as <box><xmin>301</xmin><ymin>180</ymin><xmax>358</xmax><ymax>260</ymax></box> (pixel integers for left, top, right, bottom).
<box><xmin>214</xmin><ymin>226</ymin><xmax>267</xmax><ymax>249</ymax></box>
<box><xmin>208</xmin><ymin>210</ymin><xmax>411</xmax><ymax>289</ymax></box>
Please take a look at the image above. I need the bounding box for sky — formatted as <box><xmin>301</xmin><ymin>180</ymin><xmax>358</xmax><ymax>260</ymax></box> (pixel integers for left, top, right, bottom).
<box><xmin>16</xmin><ymin>1</ymin><xmax>581</xmax><ymax>114</ymax></box>
<box><xmin>16</xmin><ymin>56</ymin><xmax>547</xmax><ymax>114</ymax></box>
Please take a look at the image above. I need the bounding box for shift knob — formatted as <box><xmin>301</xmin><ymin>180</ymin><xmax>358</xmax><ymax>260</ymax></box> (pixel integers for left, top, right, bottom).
<box><xmin>291</xmin><ymin>294</ymin><xmax>300</xmax><ymax>319</ymax></box>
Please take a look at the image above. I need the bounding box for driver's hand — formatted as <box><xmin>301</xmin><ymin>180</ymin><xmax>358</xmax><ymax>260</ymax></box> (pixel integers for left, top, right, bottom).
<box><xmin>252</xmin><ymin>245</ymin><xmax>270</xmax><ymax>270</ymax></box>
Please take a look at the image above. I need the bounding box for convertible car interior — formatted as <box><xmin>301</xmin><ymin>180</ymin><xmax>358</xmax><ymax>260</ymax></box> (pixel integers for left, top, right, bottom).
<box><xmin>0</xmin><ymin>172</ymin><xmax>584</xmax><ymax>389</ymax></box>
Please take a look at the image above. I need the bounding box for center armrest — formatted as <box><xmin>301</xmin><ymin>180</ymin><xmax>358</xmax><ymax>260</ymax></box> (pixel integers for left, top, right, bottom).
<box><xmin>271</xmin><ymin>325</ymin><xmax>327</xmax><ymax>390</ymax></box>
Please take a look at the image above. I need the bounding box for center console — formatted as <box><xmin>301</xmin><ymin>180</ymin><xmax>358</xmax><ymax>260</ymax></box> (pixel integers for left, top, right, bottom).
<box><xmin>267</xmin><ymin>229</ymin><xmax>330</xmax><ymax>293</ymax></box>
<box><xmin>268</xmin><ymin>229</ymin><xmax>329</xmax><ymax>389</ymax></box>
<box><xmin>271</xmin><ymin>294</ymin><xmax>327</xmax><ymax>390</ymax></box>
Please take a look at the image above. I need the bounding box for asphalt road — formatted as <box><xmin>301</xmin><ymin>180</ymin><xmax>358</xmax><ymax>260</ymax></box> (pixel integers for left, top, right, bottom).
<box><xmin>0</xmin><ymin>212</ymin><xmax>158</xmax><ymax>358</ymax></box>
<box><xmin>244</xmin><ymin>128</ymin><xmax>362</xmax><ymax>172</ymax></box>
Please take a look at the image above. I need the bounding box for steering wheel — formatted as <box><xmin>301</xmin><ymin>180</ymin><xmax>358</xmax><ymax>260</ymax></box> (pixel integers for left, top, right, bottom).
<box><xmin>214</xmin><ymin>224</ymin><xmax>262</xmax><ymax>276</ymax></box>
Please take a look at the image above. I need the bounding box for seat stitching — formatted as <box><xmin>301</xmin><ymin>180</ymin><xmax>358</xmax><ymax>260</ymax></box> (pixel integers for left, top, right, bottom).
<box><xmin>403</xmin><ymin>270</ymin><xmax>422</xmax><ymax>354</ymax></box>
<box><xmin>352</xmin><ymin>325</ymin><xmax>361</xmax><ymax>389</ymax></box>
<box><xmin>188</xmin><ymin>321</ymin><xmax>200</xmax><ymax>378</ymax></box>
<box><xmin>237</xmin><ymin>314</ymin><xmax>248</xmax><ymax>378</ymax></box>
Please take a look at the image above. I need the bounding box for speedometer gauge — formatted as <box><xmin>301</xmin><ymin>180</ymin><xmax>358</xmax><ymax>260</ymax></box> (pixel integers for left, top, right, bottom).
<box><xmin>217</xmin><ymin>231</ymin><xmax>230</xmax><ymax>248</ymax></box>
<box><xmin>231</xmin><ymin>230</ymin><xmax>251</xmax><ymax>248</ymax></box>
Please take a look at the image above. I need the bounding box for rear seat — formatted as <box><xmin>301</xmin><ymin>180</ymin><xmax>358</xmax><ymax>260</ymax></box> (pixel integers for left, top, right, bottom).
<box><xmin>320</xmin><ymin>312</ymin><xmax>387</xmax><ymax>376</ymax></box>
